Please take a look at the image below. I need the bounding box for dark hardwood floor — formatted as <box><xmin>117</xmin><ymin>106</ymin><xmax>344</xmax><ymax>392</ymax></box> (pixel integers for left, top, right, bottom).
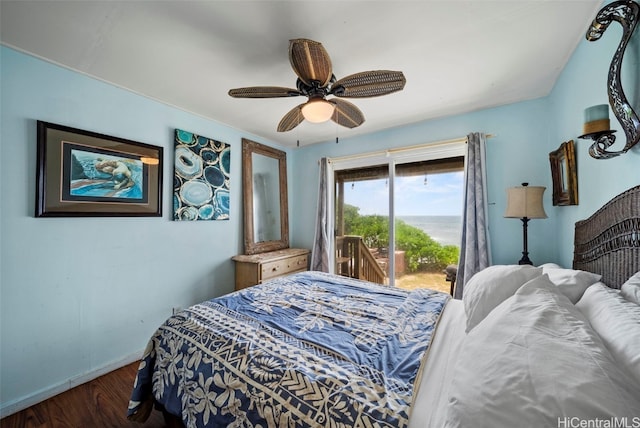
<box><xmin>1</xmin><ymin>363</ymin><xmax>167</xmax><ymax>428</ymax></box>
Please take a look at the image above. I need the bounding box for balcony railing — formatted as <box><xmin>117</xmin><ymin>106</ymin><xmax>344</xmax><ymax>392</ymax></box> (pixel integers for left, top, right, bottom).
<box><xmin>335</xmin><ymin>235</ymin><xmax>387</xmax><ymax>285</ymax></box>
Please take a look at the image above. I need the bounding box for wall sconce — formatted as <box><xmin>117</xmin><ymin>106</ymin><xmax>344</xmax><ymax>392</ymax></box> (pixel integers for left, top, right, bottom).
<box><xmin>578</xmin><ymin>0</ymin><xmax>640</xmax><ymax>159</ymax></box>
<box><xmin>504</xmin><ymin>183</ymin><xmax>547</xmax><ymax>265</ymax></box>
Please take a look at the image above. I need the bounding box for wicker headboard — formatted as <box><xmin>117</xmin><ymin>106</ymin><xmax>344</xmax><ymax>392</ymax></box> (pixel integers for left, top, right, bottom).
<box><xmin>573</xmin><ymin>185</ymin><xmax>640</xmax><ymax>288</ymax></box>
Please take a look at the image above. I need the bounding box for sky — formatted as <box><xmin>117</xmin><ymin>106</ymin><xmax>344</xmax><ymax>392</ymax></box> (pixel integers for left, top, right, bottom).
<box><xmin>343</xmin><ymin>171</ymin><xmax>464</xmax><ymax>216</ymax></box>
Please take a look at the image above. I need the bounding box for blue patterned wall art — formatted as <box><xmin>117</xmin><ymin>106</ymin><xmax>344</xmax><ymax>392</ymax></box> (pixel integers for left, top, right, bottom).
<box><xmin>173</xmin><ymin>129</ymin><xmax>230</xmax><ymax>221</ymax></box>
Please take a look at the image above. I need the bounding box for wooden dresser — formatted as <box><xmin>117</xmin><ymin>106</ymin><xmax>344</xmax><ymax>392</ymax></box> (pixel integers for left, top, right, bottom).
<box><xmin>232</xmin><ymin>248</ymin><xmax>310</xmax><ymax>291</ymax></box>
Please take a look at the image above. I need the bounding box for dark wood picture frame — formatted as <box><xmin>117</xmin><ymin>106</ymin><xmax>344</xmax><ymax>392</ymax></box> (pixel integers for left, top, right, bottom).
<box><xmin>549</xmin><ymin>139</ymin><xmax>578</xmax><ymax>206</ymax></box>
<box><xmin>36</xmin><ymin>121</ymin><xmax>163</xmax><ymax>217</ymax></box>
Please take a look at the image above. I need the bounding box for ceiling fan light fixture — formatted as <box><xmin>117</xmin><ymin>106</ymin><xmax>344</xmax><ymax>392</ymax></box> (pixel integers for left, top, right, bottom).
<box><xmin>301</xmin><ymin>98</ymin><xmax>335</xmax><ymax>123</ymax></box>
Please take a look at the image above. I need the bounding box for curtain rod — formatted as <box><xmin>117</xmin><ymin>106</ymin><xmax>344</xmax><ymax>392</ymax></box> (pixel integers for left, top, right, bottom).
<box><xmin>326</xmin><ymin>133</ymin><xmax>495</xmax><ymax>164</ymax></box>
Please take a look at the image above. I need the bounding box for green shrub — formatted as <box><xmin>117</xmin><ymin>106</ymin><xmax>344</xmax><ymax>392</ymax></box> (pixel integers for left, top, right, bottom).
<box><xmin>342</xmin><ymin>204</ymin><xmax>459</xmax><ymax>272</ymax></box>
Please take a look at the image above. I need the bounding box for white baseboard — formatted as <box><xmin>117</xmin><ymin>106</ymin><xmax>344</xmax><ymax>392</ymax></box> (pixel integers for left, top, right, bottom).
<box><xmin>0</xmin><ymin>349</ymin><xmax>144</xmax><ymax>418</ymax></box>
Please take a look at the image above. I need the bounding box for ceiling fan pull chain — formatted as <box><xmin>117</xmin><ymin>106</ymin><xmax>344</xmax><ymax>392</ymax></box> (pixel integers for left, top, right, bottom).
<box><xmin>296</xmin><ymin>109</ymin><xmax>301</xmax><ymax>147</ymax></box>
<box><xmin>335</xmin><ymin>107</ymin><xmax>340</xmax><ymax>144</ymax></box>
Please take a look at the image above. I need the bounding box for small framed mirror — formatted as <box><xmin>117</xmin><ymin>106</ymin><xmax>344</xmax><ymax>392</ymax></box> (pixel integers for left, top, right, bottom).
<box><xmin>549</xmin><ymin>140</ymin><xmax>578</xmax><ymax>206</ymax></box>
<box><xmin>242</xmin><ymin>138</ymin><xmax>289</xmax><ymax>254</ymax></box>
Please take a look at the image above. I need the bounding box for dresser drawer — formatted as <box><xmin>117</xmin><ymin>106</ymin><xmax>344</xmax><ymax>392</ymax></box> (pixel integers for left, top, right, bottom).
<box><xmin>261</xmin><ymin>259</ymin><xmax>288</xmax><ymax>280</ymax></box>
<box><xmin>287</xmin><ymin>254</ymin><xmax>309</xmax><ymax>272</ymax></box>
<box><xmin>261</xmin><ymin>254</ymin><xmax>308</xmax><ymax>280</ymax></box>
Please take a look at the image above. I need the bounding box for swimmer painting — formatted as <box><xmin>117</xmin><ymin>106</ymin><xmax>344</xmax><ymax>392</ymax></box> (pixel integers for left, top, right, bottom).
<box><xmin>61</xmin><ymin>142</ymin><xmax>147</xmax><ymax>202</ymax></box>
<box><xmin>36</xmin><ymin>121</ymin><xmax>162</xmax><ymax>217</ymax></box>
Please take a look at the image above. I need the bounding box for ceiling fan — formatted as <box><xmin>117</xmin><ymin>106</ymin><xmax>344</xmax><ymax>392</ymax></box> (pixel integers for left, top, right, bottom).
<box><xmin>228</xmin><ymin>38</ymin><xmax>406</xmax><ymax>132</ymax></box>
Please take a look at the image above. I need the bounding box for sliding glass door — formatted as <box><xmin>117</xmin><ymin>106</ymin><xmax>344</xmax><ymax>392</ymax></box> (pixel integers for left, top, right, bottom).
<box><xmin>393</xmin><ymin>158</ymin><xmax>464</xmax><ymax>291</ymax></box>
<box><xmin>330</xmin><ymin>142</ymin><xmax>465</xmax><ymax>290</ymax></box>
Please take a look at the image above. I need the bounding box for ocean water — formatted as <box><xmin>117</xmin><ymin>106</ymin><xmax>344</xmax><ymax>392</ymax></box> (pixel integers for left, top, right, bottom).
<box><xmin>398</xmin><ymin>215</ymin><xmax>462</xmax><ymax>247</ymax></box>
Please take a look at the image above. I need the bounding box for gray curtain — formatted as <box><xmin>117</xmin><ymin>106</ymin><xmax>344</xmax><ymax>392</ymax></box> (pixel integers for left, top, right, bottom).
<box><xmin>455</xmin><ymin>132</ymin><xmax>491</xmax><ymax>299</ymax></box>
<box><xmin>311</xmin><ymin>157</ymin><xmax>330</xmax><ymax>272</ymax></box>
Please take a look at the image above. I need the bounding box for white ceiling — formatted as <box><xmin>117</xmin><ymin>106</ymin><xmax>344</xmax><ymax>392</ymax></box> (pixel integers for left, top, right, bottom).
<box><xmin>1</xmin><ymin>1</ymin><xmax>602</xmax><ymax>148</ymax></box>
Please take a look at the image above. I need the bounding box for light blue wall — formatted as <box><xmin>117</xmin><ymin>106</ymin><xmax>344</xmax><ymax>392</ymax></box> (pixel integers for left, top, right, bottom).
<box><xmin>0</xmin><ymin>46</ymin><xmax>287</xmax><ymax>413</ymax></box>
<box><xmin>547</xmin><ymin>8</ymin><xmax>640</xmax><ymax>267</ymax></box>
<box><xmin>290</xmin><ymin>0</ymin><xmax>640</xmax><ymax>269</ymax></box>
<box><xmin>290</xmin><ymin>98</ymin><xmax>558</xmax><ymax>266</ymax></box>
<box><xmin>2</xmin><ymin>0</ymin><xmax>639</xmax><ymax>414</ymax></box>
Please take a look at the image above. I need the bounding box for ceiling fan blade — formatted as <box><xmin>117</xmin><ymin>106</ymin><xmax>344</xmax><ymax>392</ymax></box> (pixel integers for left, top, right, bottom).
<box><xmin>330</xmin><ymin>99</ymin><xmax>365</xmax><ymax>129</ymax></box>
<box><xmin>228</xmin><ymin>86</ymin><xmax>302</xmax><ymax>98</ymax></box>
<box><xmin>277</xmin><ymin>103</ymin><xmax>306</xmax><ymax>132</ymax></box>
<box><xmin>330</xmin><ymin>70</ymin><xmax>406</xmax><ymax>98</ymax></box>
<box><xmin>288</xmin><ymin>38</ymin><xmax>333</xmax><ymax>88</ymax></box>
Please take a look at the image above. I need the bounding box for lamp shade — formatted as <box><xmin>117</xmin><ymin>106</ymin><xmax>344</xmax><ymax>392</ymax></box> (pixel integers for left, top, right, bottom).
<box><xmin>301</xmin><ymin>99</ymin><xmax>335</xmax><ymax>123</ymax></box>
<box><xmin>504</xmin><ymin>184</ymin><xmax>547</xmax><ymax>219</ymax></box>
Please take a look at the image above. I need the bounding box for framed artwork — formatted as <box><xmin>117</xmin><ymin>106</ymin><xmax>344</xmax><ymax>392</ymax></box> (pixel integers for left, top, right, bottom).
<box><xmin>36</xmin><ymin>121</ymin><xmax>163</xmax><ymax>217</ymax></box>
<box><xmin>549</xmin><ymin>140</ymin><xmax>578</xmax><ymax>206</ymax></box>
<box><xmin>173</xmin><ymin>129</ymin><xmax>230</xmax><ymax>221</ymax></box>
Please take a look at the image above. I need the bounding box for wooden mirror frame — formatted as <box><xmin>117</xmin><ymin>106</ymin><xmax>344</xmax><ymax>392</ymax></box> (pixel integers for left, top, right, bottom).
<box><xmin>242</xmin><ymin>138</ymin><xmax>289</xmax><ymax>255</ymax></box>
<box><xmin>549</xmin><ymin>140</ymin><xmax>578</xmax><ymax>206</ymax></box>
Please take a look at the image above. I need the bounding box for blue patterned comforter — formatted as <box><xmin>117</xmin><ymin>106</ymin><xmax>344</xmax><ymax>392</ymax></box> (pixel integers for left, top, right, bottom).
<box><xmin>128</xmin><ymin>271</ymin><xmax>450</xmax><ymax>427</ymax></box>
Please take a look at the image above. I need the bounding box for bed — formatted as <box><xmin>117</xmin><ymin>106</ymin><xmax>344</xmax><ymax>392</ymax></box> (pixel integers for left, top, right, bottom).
<box><xmin>128</xmin><ymin>185</ymin><xmax>640</xmax><ymax>427</ymax></box>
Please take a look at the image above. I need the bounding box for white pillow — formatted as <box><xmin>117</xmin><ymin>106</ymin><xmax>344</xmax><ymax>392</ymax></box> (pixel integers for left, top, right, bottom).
<box><xmin>445</xmin><ymin>275</ymin><xmax>640</xmax><ymax>428</ymax></box>
<box><xmin>541</xmin><ymin>265</ymin><xmax>601</xmax><ymax>303</ymax></box>
<box><xmin>621</xmin><ymin>271</ymin><xmax>640</xmax><ymax>305</ymax></box>
<box><xmin>576</xmin><ymin>282</ymin><xmax>640</xmax><ymax>384</ymax></box>
<box><xmin>462</xmin><ymin>264</ymin><xmax>542</xmax><ymax>332</ymax></box>
<box><xmin>539</xmin><ymin>262</ymin><xmax>562</xmax><ymax>269</ymax></box>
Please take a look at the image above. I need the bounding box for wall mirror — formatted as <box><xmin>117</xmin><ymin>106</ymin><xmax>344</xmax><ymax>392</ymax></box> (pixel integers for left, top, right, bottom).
<box><xmin>242</xmin><ymin>138</ymin><xmax>289</xmax><ymax>254</ymax></box>
<box><xmin>549</xmin><ymin>140</ymin><xmax>578</xmax><ymax>206</ymax></box>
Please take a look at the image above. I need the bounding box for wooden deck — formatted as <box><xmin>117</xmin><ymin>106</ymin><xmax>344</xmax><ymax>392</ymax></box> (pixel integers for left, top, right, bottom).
<box><xmin>394</xmin><ymin>272</ymin><xmax>451</xmax><ymax>293</ymax></box>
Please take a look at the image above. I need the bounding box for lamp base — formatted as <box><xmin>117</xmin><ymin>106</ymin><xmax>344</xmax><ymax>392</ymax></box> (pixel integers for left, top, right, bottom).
<box><xmin>518</xmin><ymin>253</ymin><xmax>533</xmax><ymax>265</ymax></box>
<box><xmin>518</xmin><ymin>217</ymin><xmax>533</xmax><ymax>265</ymax></box>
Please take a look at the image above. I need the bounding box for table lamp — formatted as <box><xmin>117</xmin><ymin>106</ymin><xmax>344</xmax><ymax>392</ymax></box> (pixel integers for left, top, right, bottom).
<box><xmin>504</xmin><ymin>183</ymin><xmax>547</xmax><ymax>265</ymax></box>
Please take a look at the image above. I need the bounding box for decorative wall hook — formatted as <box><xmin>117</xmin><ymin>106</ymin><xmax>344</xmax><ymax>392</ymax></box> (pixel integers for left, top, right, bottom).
<box><xmin>579</xmin><ymin>0</ymin><xmax>640</xmax><ymax>159</ymax></box>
